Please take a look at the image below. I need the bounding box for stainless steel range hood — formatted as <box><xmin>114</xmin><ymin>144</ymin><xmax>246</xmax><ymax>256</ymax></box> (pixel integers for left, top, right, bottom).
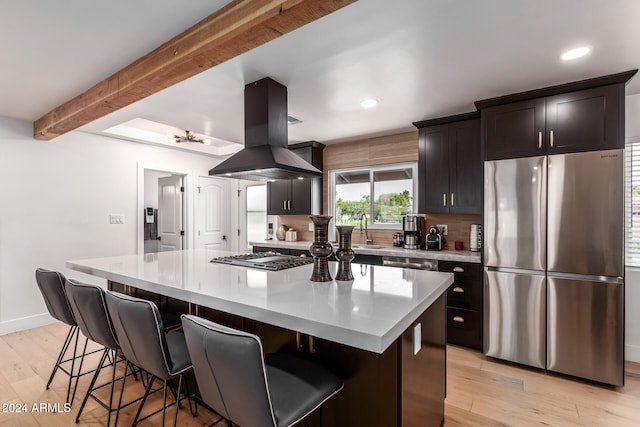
<box><xmin>209</xmin><ymin>77</ymin><xmax>322</xmax><ymax>181</ymax></box>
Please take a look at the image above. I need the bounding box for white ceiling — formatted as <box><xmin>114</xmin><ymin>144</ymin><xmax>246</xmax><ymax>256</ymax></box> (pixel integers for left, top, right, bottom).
<box><xmin>2</xmin><ymin>0</ymin><xmax>640</xmax><ymax>155</ymax></box>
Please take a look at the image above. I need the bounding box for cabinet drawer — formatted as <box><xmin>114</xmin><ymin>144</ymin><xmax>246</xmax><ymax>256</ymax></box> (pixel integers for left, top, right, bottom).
<box><xmin>438</xmin><ymin>260</ymin><xmax>481</xmax><ymax>277</ymax></box>
<box><xmin>446</xmin><ymin>279</ymin><xmax>482</xmax><ymax>310</ymax></box>
<box><xmin>447</xmin><ymin>307</ymin><xmax>482</xmax><ymax>350</ymax></box>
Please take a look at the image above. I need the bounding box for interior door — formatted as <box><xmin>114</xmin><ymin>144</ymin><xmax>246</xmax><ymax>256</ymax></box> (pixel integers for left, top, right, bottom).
<box><xmin>158</xmin><ymin>175</ymin><xmax>184</xmax><ymax>251</ymax></box>
<box><xmin>195</xmin><ymin>176</ymin><xmax>228</xmax><ymax>253</ymax></box>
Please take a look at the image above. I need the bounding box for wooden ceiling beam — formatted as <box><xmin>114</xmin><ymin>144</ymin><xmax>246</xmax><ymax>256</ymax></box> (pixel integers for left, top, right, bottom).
<box><xmin>34</xmin><ymin>0</ymin><xmax>357</xmax><ymax>140</ymax></box>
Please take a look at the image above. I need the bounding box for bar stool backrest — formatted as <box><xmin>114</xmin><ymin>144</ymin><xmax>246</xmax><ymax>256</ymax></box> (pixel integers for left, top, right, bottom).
<box><xmin>104</xmin><ymin>291</ymin><xmax>173</xmax><ymax>380</ymax></box>
<box><xmin>35</xmin><ymin>268</ymin><xmax>76</xmax><ymax>326</ymax></box>
<box><xmin>181</xmin><ymin>314</ymin><xmax>277</xmax><ymax>427</ymax></box>
<box><xmin>65</xmin><ymin>279</ymin><xmax>119</xmax><ymax>350</ymax></box>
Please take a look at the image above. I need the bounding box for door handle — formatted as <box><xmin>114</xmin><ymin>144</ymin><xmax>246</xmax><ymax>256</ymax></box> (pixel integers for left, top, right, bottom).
<box><xmin>550</xmin><ymin>130</ymin><xmax>554</xmax><ymax>148</ymax></box>
<box><xmin>443</xmin><ymin>193</ymin><xmax>447</xmax><ymax>207</ymax></box>
<box><xmin>538</xmin><ymin>131</ymin><xmax>542</xmax><ymax>149</ymax></box>
<box><xmin>452</xmin><ymin>286</ymin><xmax>465</xmax><ymax>293</ymax></box>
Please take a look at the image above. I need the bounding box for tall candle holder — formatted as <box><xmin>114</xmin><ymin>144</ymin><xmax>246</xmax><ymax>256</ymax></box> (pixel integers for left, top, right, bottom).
<box><xmin>335</xmin><ymin>225</ymin><xmax>355</xmax><ymax>282</ymax></box>
<box><xmin>309</xmin><ymin>215</ymin><xmax>333</xmax><ymax>282</ymax></box>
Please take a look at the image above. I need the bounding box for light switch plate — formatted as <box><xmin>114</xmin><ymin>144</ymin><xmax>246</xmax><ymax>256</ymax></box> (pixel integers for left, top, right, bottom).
<box><xmin>109</xmin><ymin>214</ymin><xmax>125</xmax><ymax>224</ymax></box>
<box><xmin>308</xmin><ymin>222</ymin><xmax>314</xmax><ymax>232</ymax></box>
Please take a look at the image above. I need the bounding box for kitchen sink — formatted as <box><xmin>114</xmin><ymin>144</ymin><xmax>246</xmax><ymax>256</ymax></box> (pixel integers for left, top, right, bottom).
<box><xmin>352</xmin><ymin>245</ymin><xmax>385</xmax><ymax>249</ymax></box>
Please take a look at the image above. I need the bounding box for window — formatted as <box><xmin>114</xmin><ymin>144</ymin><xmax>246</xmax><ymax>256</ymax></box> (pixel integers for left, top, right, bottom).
<box><xmin>329</xmin><ymin>163</ymin><xmax>417</xmax><ymax>228</ymax></box>
<box><xmin>626</xmin><ymin>141</ymin><xmax>640</xmax><ymax>267</ymax></box>
<box><xmin>246</xmin><ymin>184</ymin><xmax>267</xmax><ymax>249</ymax></box>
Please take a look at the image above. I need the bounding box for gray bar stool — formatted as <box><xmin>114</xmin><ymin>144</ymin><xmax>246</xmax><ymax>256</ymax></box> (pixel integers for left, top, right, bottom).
<box><xmin>35</xmin><ymin>268</ymin><xmax>97</xmax><ymax>404</ymax></box>
<box><xmin>181</xmin><ymin>314</ymin><xmax>344</xmax><ymax>427</ymax></box>
<box><xmin>64</xmin><ymin>279</ymin><xmax>141</xmax><ymax>426</ymax></box>
<box><xmin>104</xmin><ymin>291</ymin><xmax>193</xmax><ymax>427</ymax></box>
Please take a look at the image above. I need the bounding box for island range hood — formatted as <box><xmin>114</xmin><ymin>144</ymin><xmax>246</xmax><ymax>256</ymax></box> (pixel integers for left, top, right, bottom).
<box><xmin>208</xmin><ymin>77</ymin><xmax>322</xmax><ymax>181</ymax></box>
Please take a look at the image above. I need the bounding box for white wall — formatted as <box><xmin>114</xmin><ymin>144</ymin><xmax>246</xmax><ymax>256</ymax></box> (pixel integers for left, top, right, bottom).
<box><xmin>625</xmin><ymin>93</ymin><xmax>640</xmax><ymax>362</ymax></box>
<box><xmin>0</xmin><ymin>116</ymin><xmax>227</xmax><ymax>334</ymax></box>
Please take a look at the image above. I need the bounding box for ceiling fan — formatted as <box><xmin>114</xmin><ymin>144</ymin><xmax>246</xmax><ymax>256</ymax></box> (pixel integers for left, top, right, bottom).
<box><xmin>173</xmin><ymin>130</ymin><xmax>204</xmax><ymax>144</ymax></box>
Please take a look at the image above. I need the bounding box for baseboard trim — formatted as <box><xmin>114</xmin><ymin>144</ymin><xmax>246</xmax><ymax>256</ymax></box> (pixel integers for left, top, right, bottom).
<box><xmin>0</xmin><ymin>313</ymin><xmax>54</xmax><ymax>336</ymax></box>
<box><xmin>626</xmin><ymin>343</ymin><xmax>640</xmax><ymax>363</ymax></box>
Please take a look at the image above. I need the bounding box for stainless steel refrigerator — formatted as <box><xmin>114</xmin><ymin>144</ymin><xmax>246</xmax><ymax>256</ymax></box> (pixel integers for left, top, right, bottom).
<box><xmin>483</xmin><ymin>149</ymin><xmax>625</xmax><ymax>386</ymax></box>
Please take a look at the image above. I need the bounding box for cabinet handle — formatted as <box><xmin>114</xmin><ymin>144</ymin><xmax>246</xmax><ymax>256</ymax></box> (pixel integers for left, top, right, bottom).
<box><xmin>443</xmin><ymin>193</ymin><xmax>447</xmax><ymax>207</ymax></box>
<box><xmin>550</xmin><ymin>130</ymin><xmax>554</xmax><ymax>148</ymax></box>
<box><xmin>452</xmin><ymin>286</ymin><xmax>465</xmax><ymax>293</ymax></box>
<box><xmin>283</xmin><ymin>200</ymin><xmax>287</xmax><ymax>210</ymax></box>
<box><xmin>309</xmin><ymin>335</ymin><xmax>316</xmax><ymax>353</ymax></box>
<box><xmin>296</xmin><ymin>331</ymin><xmax>303</xmax><ymax>349</ymax></box>
<box><xmin>451</xmin><ymin>193</ymin><xmax>454</xmax><ymax>207</ymax></box>
<box><xmin>538</xmin><ymin>131</ymin><xmax>542</xmax><ymax>149</ymax></box>
<box><xmin>453</xmin><ymin>266</ymin><xmax>465</xmax><ymax>273</ymax></box>
<box><xmin>288</xmin><ymin>200</ymin><xmax>292</xmax><ymax>210</ymax></box>
<box><xmin>453</xmin><ymin>316</ymin><xmax>465</xmax><ymax>323</ymax></box>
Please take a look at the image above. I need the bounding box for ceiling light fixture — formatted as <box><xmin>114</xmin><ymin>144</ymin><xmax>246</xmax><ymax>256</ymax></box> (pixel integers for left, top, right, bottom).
<box><xmin>174</xmin><ymin>130</ymin><xmax>204</xmax><ymax>143</ymax></box>
<box><xmin>561</xmin><ymin>46</ymin><xmax>591</xmax><ymax>61</ymax></box>
<box><xmin>360</xmin><ymin>99</ymin><xmax>378</xmax><ymax>108</ymax></box>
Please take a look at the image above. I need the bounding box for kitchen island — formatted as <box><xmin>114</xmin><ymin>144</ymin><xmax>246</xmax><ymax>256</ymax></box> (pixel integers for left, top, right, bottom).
<box><xmin>67</xmin><ymin>249</ymin><xmax>453</xmax><ymax>426</ymax></box>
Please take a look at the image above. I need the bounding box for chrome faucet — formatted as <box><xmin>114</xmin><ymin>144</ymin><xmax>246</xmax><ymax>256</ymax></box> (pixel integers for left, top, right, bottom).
<box><xmin>359</xmin><ymin>213</ymin><xmax>373</xmax><ymax>245</ymax></box>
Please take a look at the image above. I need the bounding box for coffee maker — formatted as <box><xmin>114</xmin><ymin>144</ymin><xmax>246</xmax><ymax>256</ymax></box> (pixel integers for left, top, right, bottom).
<box><xmin>403</xmin><ymin>215</ymin><xmax>424</xmax><ymax>249</ymax></box>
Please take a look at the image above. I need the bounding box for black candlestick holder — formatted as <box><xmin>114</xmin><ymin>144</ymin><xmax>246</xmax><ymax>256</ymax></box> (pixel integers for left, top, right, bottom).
<box><xmin>335</xmin><ymin>225</ymin><xmax>355</xmax><ymax>282</ymax></box>
<box><xmin>309</xmin><ymin>215</ymin><xmax>333</xmax><ymax>282</ymax></box>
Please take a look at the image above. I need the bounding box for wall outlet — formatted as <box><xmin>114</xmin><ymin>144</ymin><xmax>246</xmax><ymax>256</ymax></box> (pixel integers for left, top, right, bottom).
<box><xmin>109</xmin><ymin>214</ymin><xmax>125</xmax><ymax>224</ymax></box>
<box><xmin>308</xmin><ymin>222</ymin><xmax>314</xmax><ymax>232</ymax></box>
<box><xmin>436</xmin><ymin>224</ymin><xmax>448</xmax><ymax>235</ymax></box>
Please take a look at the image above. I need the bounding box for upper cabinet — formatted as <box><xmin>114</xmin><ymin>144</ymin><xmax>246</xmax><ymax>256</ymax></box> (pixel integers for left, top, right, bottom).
<box><xmin>475</xmin><ymin>70</ymin><xmax>637</xmax><ymax>161</ymax></box>
<box><xmin>414</xmin><ymin>113</ymin><xmax>482</xmax><ymax>214</ymax></box>
<box><xmin>267</xmin><ymin>141</ymin><xmax>324</xmax><ymax>215</ymax></box>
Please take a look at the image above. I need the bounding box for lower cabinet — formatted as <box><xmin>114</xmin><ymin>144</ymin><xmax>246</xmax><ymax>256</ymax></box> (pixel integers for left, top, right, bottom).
<box><xmin>439</xmin><ymin>260</ymin><xmax>483</xmax><ymax>350</ymax></box>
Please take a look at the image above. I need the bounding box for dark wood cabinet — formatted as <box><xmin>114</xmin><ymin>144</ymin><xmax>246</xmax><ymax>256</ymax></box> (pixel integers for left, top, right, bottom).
<box><xmin>482</xmin><ymin>84</ymin><xmax>625</xmax><ymax>160</ymax></box>
<box><xmin>267</xmin><ymin>141</ymin><xmax>324</xmax><ymax>215</ymax></box>
<box><xmin>415</xmin><ymin>114</ymin><xmax>481</xmax><ymax>214</ymax></box>
<box><xmin>439</xmin><ymin>260</ymin><xmax>482</xmax><ymax>350</ymax></box>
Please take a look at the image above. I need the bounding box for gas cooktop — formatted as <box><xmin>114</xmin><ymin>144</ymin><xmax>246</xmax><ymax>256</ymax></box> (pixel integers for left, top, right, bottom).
<box><xmin>210</xmin><ymin>251</ymin><xmax>313</xmax><ymax>271</ymax></box>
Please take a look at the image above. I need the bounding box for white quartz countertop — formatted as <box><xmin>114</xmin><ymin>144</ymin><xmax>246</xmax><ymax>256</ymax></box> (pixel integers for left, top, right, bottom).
<box><xmin>250</xmin><ymin>240</ymin><xmax>482</xmax><ymax>263</ymax></box>
<box><xmin>67</xmin><ymin>249</ymin><xmax>453</xmax><ymax>353</ymax></box>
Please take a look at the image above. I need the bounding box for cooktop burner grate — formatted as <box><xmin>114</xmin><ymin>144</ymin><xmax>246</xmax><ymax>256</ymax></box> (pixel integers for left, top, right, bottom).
<box><xmin>210</xmin><ymin>251</ymin><xmax>313</xmax><ymax>271</ymax></box>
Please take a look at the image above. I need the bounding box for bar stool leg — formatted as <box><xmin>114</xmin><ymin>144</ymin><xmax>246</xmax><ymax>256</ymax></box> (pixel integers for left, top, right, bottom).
<box><xmin>46</xmin><ymin>325</ymin><xmax>77</xmax><ymax>389</ymax></box>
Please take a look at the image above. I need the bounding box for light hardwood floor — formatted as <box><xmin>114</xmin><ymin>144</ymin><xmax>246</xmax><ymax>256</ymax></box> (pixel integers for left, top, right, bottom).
<box><xmin>0</xmin><ymin>323</ymin><xmax>638</xmax><ymax>426</ymax></box>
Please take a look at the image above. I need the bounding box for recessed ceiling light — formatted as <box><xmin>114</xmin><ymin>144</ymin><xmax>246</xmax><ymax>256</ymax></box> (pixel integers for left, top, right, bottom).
<box><xmin>360</xmin><ymin>99</ymin><xmax>378</xmax><ymax>108</ymax></box>
<box><xmin>561</xmin><ymin>46</ymin><xmax>591</xmax><ymax>61</ymax></box>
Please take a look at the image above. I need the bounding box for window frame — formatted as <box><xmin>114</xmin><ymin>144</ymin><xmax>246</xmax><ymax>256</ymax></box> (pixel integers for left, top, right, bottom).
<box><xmin>328</xmin><ymin>162</ymin><xmax>418</xmax><ymax>230</ymax></box>
<box><xmin>625</xmin><ymin>139</ymin><xmax>640</xmax><ymax>268</ymax></box>
<box><xmin>242</xmin><ymin>182</ymin><xmax>267</xmax><ymax>250</ymax></box>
